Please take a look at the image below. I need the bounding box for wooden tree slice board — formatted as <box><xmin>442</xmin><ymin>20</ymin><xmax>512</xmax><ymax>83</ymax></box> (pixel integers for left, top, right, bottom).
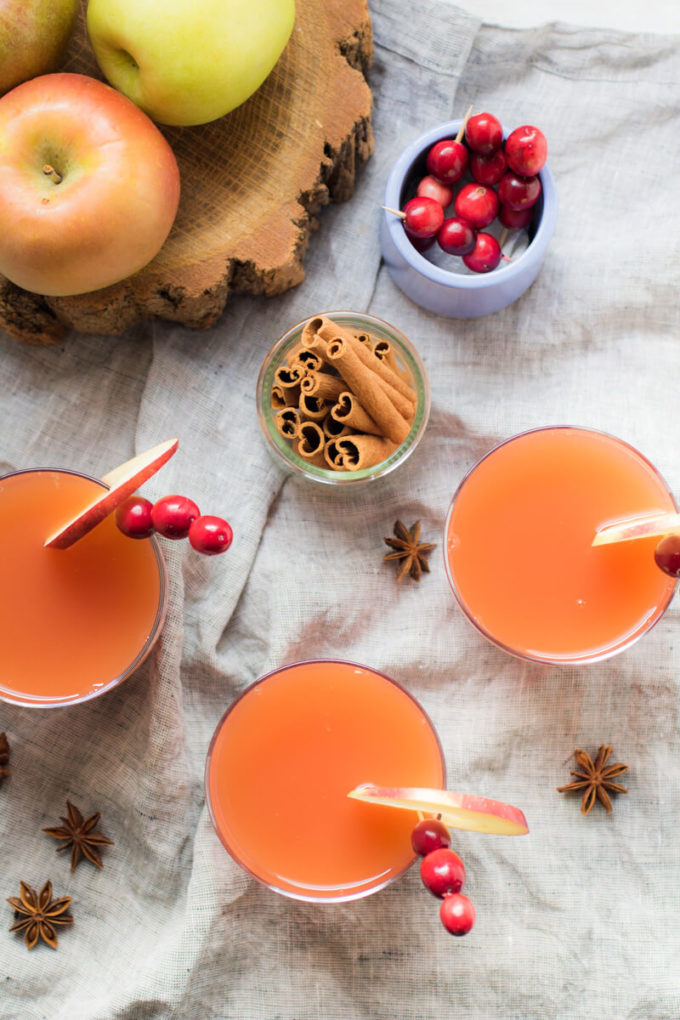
<box><xmin>0</xmin><ymin>0</ymin><xmax>374</xmax><ymax>344</ymax></box>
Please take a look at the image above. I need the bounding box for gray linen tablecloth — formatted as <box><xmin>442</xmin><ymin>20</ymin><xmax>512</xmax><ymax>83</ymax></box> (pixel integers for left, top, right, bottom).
<box><xmin>2</xmin><ymin>2</ymin><xmax>680</xmax><ymax>1017</ymax></box>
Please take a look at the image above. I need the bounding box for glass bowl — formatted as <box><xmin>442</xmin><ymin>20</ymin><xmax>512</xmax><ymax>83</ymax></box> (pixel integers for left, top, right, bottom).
<box><xmin>256</xmin><ymin>311</ymin><xmax>430</xmax><ymax>485</ymax></box>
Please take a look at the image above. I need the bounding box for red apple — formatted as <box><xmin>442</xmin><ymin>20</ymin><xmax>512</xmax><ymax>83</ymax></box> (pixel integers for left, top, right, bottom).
<box><xmin>0</xmin><ymin>72</ymin><xmax>180</xmax><ymax>296</ymax></box>
<box><xmin>347</xmin><ymin>784</ymin><xmax>529</xmax><ymax>835</ymax></box>
<box><xmin>45</xmin><ymin>438</ymin><xmax>179</xmax><ymax>549</ymax></box>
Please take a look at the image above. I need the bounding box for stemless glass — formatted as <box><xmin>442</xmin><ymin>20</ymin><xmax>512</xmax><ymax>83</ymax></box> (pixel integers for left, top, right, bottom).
<box><xmin>444</xmin><ymin>426</ymin><xmax>677</xmax><ymax>665</ymax></box>
<box><xmin>205</xmin><ymin>659</ymin><xmax>445</xmax><ymax>902</ymax></box>
<box><xmin>0</xmin><ymin>468</ymin><xmax>167</xmax><ymax>707</ymax></box>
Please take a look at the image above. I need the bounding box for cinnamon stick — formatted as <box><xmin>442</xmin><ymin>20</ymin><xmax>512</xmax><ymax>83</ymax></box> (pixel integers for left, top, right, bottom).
<box><xmin>271</xmin><ymin>384</ymin><xmax>288</xmax><ymax>411</ymax></box>
<box><xmin>373</xmin><ymin>373</ymin><xmax>416</xmax><ymax>422</ymax></box>
<box><xmin>326</xmin><ymin>337</ymin><xmax>411</xmax><ymax>445</ymax></box>
<box><xmin>273</xmin><ymin>364</ymin><xmax>303</xmax><ymax>406</ymax></box>
<box><xmin>353</xmin><ymin>331</ymin><xmax>373</xmax><ymax>351</ymax></box>
<box><xmin>300</xmin><ymin>371</ymin><xmax>346</xmax><ymax>402</ymax></box>
<box><xmin>331</xmin><ymin>391</ymin><xmax>382</xmax><ymax>435</ymax></box>
<box><xmin>324</xmin><ymin>439</ymin><xmax>347</xmax><ymax>470</ymax></box>
<box><xmin>289</xmin><ymin>345</ymin><xmax>325</xmax><ymax>372</ymax></box>
<box><xmin>301</xmin><ymin>316</ymin><xmax>324</xmax><ymax>346</ymax></box>
<box><xmin>298</xmin><ymin>393</ymin><xmax>328</xmax><ymax>422</ymax></box>
<box><xmin>293</xmin><ymin>421</ymin><xmax>327</xmax><ymax>468</ymax></box>
<box><xmin>322</xmin><ymin>412</ymin><xmax>351</xmax><ymax>439</ymax></box>
<box><xmin>274</xmin><ymin>407</ymin><xmax>301</xmax><ymax>439</ymax></box>
<box><xmin>373</xmin><ymin>339</ymin><xmax>412</xmax><ymax>385</ymax></box>
<box><xmin>314</xmin><ymin>316</ymin><xmax>415</xmax><ymax>404</ymax></box>
<box><xmin>300</xmin><ymin>317</ymin><xmax>330</xmax><ymax>358</ymax></box>
<box><xmin>337</xmin><ymin>435</ymin><xmax>398</xmax><ymax>470</ymax></box>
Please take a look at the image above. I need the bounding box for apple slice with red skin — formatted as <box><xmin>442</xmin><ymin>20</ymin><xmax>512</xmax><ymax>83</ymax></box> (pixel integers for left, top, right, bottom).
<box><xmin>44</xmin><ymin>438</ymin><xmax>178</xmax><ymax>549</ymax></box>
<box><xmin>592</xmin><ymin>511</ymin><xmax>680</xmax><ymax>547</ymax></box>
<box><xmin>347</xmin><ymin>784</ymin><xmax>529</xmax><ymax>835</ymax></box>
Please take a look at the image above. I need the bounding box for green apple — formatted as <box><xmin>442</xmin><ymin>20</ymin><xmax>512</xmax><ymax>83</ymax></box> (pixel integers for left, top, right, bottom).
<box><xmin>86</xmin><ymin>0</ymin><xmax>296</xmax><ymax>127</ymax></box>
<box><xmin>0</xmin><ymin>0</ymin><xmax>78</xmax><ymax>96</ymax></box>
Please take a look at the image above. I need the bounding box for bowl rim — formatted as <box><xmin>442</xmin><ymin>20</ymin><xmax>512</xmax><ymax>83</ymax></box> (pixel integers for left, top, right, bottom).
<box><xmin>383</xmin><ymin>118</ymin><xmax>558</xmax><ymax>290</ymax></box>
<box><xmin>256</xmin><ymin>310</ymin><xmax>431</xmax><ymax>485</ymax></box>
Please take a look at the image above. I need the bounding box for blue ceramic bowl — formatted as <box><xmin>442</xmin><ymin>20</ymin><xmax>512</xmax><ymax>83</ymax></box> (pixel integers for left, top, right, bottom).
<box><xmin>380</xmin><ymin>119</ymin><xmax>558</xmax><ymax>318</ymax></box>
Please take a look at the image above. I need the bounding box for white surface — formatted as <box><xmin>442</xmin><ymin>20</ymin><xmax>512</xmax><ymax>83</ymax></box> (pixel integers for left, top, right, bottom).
<box><xmin>457</xmin><ymin>0</ymin><xmax>679</xmax><ymax>33</ymax></box>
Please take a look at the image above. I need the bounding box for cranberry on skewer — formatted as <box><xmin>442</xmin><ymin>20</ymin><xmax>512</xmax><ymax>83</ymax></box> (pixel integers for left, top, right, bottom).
<box><xmin>465</xmin><ymin>111</ymin><xmax>503</xmax><ymax>155</ymax></box>
<box><xmin>505</xmin><ymin>125</ymin><xmax>548</xmax><ymax>176</ymax></box>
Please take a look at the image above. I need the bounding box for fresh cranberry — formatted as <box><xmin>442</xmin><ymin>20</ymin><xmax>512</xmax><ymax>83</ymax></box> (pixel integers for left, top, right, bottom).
<box><xmin>420</xmin><ymin>848</ymin><xmax>466</xmax><ymax>898</ymax></box>
<box><xmin>654</xmin><ymin>534</ymin><xmax>680</xmax><ymax>577</ymax></box>
<box><xmin>469</xmin><ymin>149</ymin><xmax>507</xmax><ymax>186</ymax></box>
<box><xmin>416</xmin><ymin>174</ymin><xmax>454</xmax><ymax>208</ymax></box>
<box><xmin>402</xmin><ymin>196</ymin><xmax>445</xmax><ymax>239</ymax></box>
<box><xmin>465</xmin><ymin>112</ymin><xmax>503</xmax><ymax>155</ymax></box>
<box><xmin>497</xmin><ymin>172</ymin><xmax>541</xmax><ymax>211</ymax></box>
<box><xmin>499</xmin><ymin>204</ymin><xmax>533</xmax><ymax>229</ymax></box>
<box><xmin>454</xmin><ymin>184</ymin><xmax>499</xmax><ymax>229</ymax></box>
<box><xmin>463</xmin><ymin>233</ymin><xmax>501</xmax><ymax>273</ymax></box>
<box><xmin>151</xmin><ymin>494</ymin><xmax>200</xmax><ymax>539</ymax></box>
<box><xmin>426</xmin><ymin>139</ymin><xmax>468</xmax><ymax>184</ymax></box>
<box><xmin>115</xmin><ymin>496</ymin><xmax>154</xmax><ymax>539</ymax></box>
<box><xmin>188</xmin><ymin>515</ymin><xmax>233</xmax><ymax>555</ymax></box>
<box><xmin>437</xmin><ymin>217</ymin><xmax>476</xmax><ymax>256</ymax></box>
<box><xmin>440</xmin><ymin>893</ymin><xmax>476</xmax><ymax>936</ymax></box>
<box><xmin>411</xmin><ymin>818</ymin><xmax>451</xmax><ymax>856</ymax></box>
<box><xmin>504</xmin><ymin>125</ymin><xmax>547</xmax><ymax>176</ymax></box>
<box><xmin>409</xmin><ymin>234</ymin><xmax>436</xmax><ymax>253</ymax></box>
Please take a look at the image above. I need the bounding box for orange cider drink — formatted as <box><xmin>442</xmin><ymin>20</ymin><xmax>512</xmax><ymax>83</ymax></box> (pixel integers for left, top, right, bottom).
<box><xmin>205</xmin><ymin>660</ymin><xmax>445</xmax><ymax>901</ymax></box>
<box><xmin>0</xmin><ymin>469</ymin><xmax>166</xmax><ymax>706</ymax></box>
<box><xmin>445</xmin><ymin>427</ymin><xmax>676</xmax><ymax>664</ymax></box>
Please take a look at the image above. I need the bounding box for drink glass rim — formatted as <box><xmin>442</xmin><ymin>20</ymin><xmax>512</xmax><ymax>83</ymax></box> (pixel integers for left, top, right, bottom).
<box><xmin>0</xmin><ymin>466</ymin><xmax>167</xmax><ymax>708</ymax></box>
<box><xmin>204</xmin><ymin>657</ymin><xmax>446</xmax><ymax>903</ymax></box>
<box><xmin>443</xmin><ymin>425</ymin><xmax>678</xmax><ymax>666</ymax></box>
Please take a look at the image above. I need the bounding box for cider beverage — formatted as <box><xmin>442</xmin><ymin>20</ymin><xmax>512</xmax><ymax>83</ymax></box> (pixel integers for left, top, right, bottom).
<box><xmin>445</xmin><ymin>427</ymin><xmax>676</xmax><ymax>664</ymax></box>
<box><xmin>205</xmin><ymin>659</ymin><xmax>445</xmax><ymax>901</ymax></box>
<box><xmin>0</xmin><ymin>469</ymin><xmax>166</xmax><ymax>706</ymax></box>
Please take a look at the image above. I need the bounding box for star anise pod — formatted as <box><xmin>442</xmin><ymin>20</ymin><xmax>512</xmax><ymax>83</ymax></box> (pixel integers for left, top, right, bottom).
<box><xmin>43</xmin><ymin>800</ymin><xmax>114</xmax><ymax>871</ymax></box>
<box><xmin>383</xmin><ymin>520</ymin><xmax>436</xmax><ymax>582</ymax></box>
<box><xmin>557</xmin><ymin>744</ymin><xmax>629</xmax><ymax>814</ymax></box>
<box><xmin>0</xmin><ymin>732</ymin><xmax>9</xmax><ymax>784</ymax></box>
<box><xmin>7</xmin><ymin>880</ymin><xmax>73</xmax><ymax>950</ymax></box>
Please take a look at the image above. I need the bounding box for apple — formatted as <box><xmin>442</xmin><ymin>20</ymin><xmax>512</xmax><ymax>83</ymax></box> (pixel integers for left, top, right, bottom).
<box><xmin>592</xmin><ymin>511</ymin><xmax>680</xmax><ymax>547</ymax></box>
<box><xmin>45</xmin><ymin>438</ymin><xmax>179</xmax><ymax>549</ymax></box>
<box><xmin>86</xmin><ymin>0</ymin><xmax>296</xmax><ymax>127</ymax></box>
<box><xmin>347</xmin><ymin>784</ymin><xmax>529</xmax><ymax>836</ymax></box>
<box><xmin>0</xmin><ymin>0</ymin><xmax>78</xmax><ymax>96</ymax></box>
<box><xmin>0</xmin><ymin>73</ymin><xmax>180</xmax><ymax>296</ymax></box>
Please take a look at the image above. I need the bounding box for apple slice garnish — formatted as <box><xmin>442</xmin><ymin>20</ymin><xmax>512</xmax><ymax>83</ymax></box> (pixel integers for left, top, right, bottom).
<box><xmin>592</xmin><ymin>511</ymin><xmax>680</xmax><ymax>547</ymax></box>
<box><xmin>44</xmin><ymin>438</ymin><xmax>179</xmax><ymax>549</ymax></box>
<box><xmin>347</xmin><ymin>784</ymin><xmax>529</xmax><ymax>835</ymax></box>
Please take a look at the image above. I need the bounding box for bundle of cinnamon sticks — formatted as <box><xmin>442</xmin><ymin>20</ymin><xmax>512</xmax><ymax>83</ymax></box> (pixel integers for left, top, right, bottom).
<box><xmin>271</xmin><ymin>316</ymin><xmax>418</xmax><ymax>472</ymax></box>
